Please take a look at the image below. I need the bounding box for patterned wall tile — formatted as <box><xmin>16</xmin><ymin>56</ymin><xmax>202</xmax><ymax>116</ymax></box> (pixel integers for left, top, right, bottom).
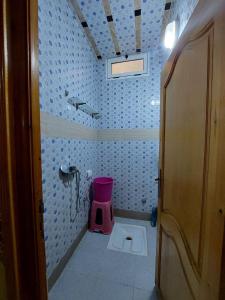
<box><xmin>38</xmin><ymin>0</ymin><xmax>100</xmax><ymax>128</ymax></box>
<box><xmin>141</xmin><ymin>0</ymin><xmax>165</xmax><ymax>52</ymax></box>
<box><xmin>75</xmin><ymin>0</ymin><xmax>165</xmax><ymax>57</ymax></box>
<box><xmin>98</xmin><ymin>49</ymin><xmax>164</xmax><ymax>129</ymax></box>
<box><xmin>163</xmin><ymin>0</ymin><xmax>199</xmax><ymax>40</ymax></box>
<box><xmin>42</xmin><ymin>138</ymin><xmax>98</xmax><ymax>276</ymax></box>
<box><xmin>97</xmin><ymin>141</ymin><xmax>159</xmax><ymax>212</ymax></box>
<box><xmin>95</xmin><ymin>48</ymin><xmax>164</xmax><ymax>213</ymax></box>
<box><xmin>172</xmin><ymin>0</ymin><xmax>199</xmax><ymax>36</ymax></box>
<box><xmin>109</xmin><ymin>0</ymin><xmax>136</xmax><ymax>56</ymax></box>
<box><xmin>161</xmin><ymin>1</ymin><xmax>199</xmax><ymax>65</ymax></box>
<box><xmin>38</xmin><ymin>0</ymin><xmax>100</xmax><ymax>277</ymax></box>
<box><xmin>39</xmin><ymin>0</ymin><xmax>198</xmax><ymax>279</ymax></box>
<box><xmin>77</xmin><ymin>0</ymin><xmax>115</xmax><ymax>58</ymax></box>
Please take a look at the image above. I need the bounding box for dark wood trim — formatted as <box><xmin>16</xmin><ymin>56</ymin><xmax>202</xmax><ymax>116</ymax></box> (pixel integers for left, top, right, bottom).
<box><xmin>0</xmin><ymin>1</ymin><xmax>47</xmax><ymax>299</ymax></box>
<box><xmin>114</xmin><ymin>208</ymin><xmax>151</xmax><ymax>221</ymax></box>
<box><xmin>48</xmin><ymin>224</ymin><xmax>88</xmax><ymax>291</ymax></box>
<box><xmin>0</xmin><ymin>2</ymin><xmax>20</xmax><ymax>299</ymax></box>
<box><xmin>219</xmin><ymin>226</ymin><xmax>225</xmax><ymax>300</ymax></box>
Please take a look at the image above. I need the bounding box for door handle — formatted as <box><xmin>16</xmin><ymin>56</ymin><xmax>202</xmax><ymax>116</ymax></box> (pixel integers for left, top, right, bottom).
<box><xmin>219</xmin><ymin>209</ymin><xmax>225</xmax><ymax>217</ymax></box>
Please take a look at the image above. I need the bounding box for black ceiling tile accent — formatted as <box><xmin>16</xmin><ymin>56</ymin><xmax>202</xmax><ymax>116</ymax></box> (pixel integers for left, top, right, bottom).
<box><xmin>107</xmin><ymin>15</ymin><xmax>113</xmax><ymax>22</ymax></box>
<box><xmin>116</xmin><ymin>51</ymin><xmax>121</xmax><ymax>56</ymax></box>
<box><xmin>135</xmin><ymin>9</ymin><xmax>141</xmax><ymax>17</ymax></box>
<box><xmin>165</xmin><ymin>2</ymin><xmax>171</xmax><ymax>10</ymax></box>
<box><xmin>81</xmin><ymin>21</ymin><xmax>88</xmax><ymax>28</ymax></box>
<box><xmin>136</xmin><ymin>48</ymin><xmax>141</xmax><ymax>53</ymax></box>
<box><xmin>97</xmin><ymin>55</ymin><xmax>102</xmax><ymax>60</ymax></box>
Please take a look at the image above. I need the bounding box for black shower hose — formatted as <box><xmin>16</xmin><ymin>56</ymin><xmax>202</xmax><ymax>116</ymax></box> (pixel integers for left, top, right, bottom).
<box><xmin>70</xmin><ymin>169</ymin><xmax>81</xmax><ymax>223</ymax></box>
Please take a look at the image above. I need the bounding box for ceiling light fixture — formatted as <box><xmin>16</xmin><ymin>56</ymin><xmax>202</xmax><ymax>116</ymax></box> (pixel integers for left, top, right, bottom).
<box><xmin>164</xmin><ymin>21</ymin><xmax>176</xmax><ymax>49</ymax></box>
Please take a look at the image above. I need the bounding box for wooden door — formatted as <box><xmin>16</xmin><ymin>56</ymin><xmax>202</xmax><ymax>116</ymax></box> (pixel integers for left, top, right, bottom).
<box><xmin>156</xmin><ymin>0</ymin><xmax>225</xmax><ymax>299</ymax></box>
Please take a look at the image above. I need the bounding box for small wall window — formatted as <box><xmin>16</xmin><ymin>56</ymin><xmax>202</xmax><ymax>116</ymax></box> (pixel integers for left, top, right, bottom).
<box><xmin>107</xmin><ymin>53</ymin><xmax>148</xmax><ymax>79</ymax></box>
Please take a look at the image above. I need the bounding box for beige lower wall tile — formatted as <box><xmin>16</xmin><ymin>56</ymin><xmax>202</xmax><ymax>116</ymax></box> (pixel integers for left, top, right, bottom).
<box><xmin>41</xmin><ymin>112</ymin><xmax>159</xmax><ymax>141</ymax></box>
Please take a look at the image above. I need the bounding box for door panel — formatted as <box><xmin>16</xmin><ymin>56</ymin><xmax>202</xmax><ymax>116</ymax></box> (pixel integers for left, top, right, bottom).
<box><xmin>163</xmin><ymin>33</ymin><xmax>210</xmax><ymax>271</ymax></box>
<box><xmin>156</xmin><ymin>1</ymin><xmax>225</xmax><ymax>299</ymax></box>
<box><xmin>160</xmin><ymin>231</ymin><xmax>194</xmax><ymax>300</ymax></box>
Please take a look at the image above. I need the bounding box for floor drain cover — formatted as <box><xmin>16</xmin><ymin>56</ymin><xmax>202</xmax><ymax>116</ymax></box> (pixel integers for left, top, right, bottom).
<box><xmin>126</xmin><ymin>236</ymin><xmax>133</xmax><ymax>241</ymax></box>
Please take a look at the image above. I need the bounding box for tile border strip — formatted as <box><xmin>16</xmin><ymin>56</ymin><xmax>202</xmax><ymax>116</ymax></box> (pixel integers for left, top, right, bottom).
<box><xmin>41</xmin><ymin>112</ymin><xmax>98</xmax><ymax>140</ymax></box>
<box><xmin>41</xmin><ymin>112</ymin><xmax>159</xmax><ymax>141</ymax></box>
<box><xmin>98</xmin><ymin>128</ymin><xmax>159</xmax><ymax>141</ymax></box>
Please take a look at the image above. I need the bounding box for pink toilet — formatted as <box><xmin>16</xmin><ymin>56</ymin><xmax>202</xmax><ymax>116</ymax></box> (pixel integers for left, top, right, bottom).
<box><xmin>89</xmin><ymin>177</ymin><xmax>114</xmax><ymax>234</ymax></box>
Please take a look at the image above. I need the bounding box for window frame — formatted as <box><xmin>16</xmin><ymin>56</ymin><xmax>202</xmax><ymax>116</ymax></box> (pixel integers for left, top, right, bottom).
<box><xmin>106</xmin><ymin>53</ymin><xmax>149</xmax><ymax>80</ymax></box>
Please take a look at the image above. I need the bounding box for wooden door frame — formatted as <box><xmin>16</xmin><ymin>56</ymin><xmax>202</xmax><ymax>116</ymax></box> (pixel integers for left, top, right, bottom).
<box><xmin>0</xmin><ymin>1</ymin><xmax>47</xmax><ymax>299</ymax></box>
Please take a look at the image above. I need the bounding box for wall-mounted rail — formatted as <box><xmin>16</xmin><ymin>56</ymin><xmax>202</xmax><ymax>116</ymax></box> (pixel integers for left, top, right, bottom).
<box><xmin>68</xmin><ymin>97</ymin><xmax>101</xmax><ymax>119</ymax></box>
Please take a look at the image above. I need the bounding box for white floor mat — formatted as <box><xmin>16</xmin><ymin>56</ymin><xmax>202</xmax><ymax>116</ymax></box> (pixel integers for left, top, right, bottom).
<box><xmin>107</xmin><ymin>222</ymin><xmax>147</xmax><ymax>256</ymax></box>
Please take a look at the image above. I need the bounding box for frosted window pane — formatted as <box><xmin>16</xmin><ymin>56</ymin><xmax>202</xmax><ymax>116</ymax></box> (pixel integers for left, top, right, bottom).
<box><xmin>111</xmin><ymin>59</ymin><xmax>144</xmax><ymax>75</ymax></box>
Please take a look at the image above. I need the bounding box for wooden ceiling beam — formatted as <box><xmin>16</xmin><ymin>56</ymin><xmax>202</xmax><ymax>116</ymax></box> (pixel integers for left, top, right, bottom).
<box><xmin>69</xmin><ymin>0</ymin><xmax>102</xmax><ymax>59</ymax></box>
<box><xmin>102</xmin><ymin>0</ymin><xmax>121</xmax><ymax>56</ymax></box>
<box><xmin>134</xmin><ymin>0</ymin><xmax>141</xmax><ymax>53</ymax></box>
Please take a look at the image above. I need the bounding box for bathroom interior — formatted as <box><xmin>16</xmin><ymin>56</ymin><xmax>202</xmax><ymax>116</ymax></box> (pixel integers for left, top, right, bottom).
<box><xmin>38</xmin><ymin>0</ymin><xmax>199</xmax><ymax>299</ymax></box>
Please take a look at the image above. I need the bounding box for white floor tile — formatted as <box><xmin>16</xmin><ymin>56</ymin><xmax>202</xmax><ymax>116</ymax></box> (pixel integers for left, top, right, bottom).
<box><xmin>48</xmin><ymin>290</ymin><xmax>65</xmax><ymax>300</ymax></box>
<box><xmin>95</xmin><ymin>279</ymin><xmax>133</xmax><ymax>300</ymax></box>
<box><xmin>78</xmin><ymin>231</ymin><xmax>110</xmax><ymax>251</ymax></box>
<box><xmin>49</xmin><ymin>272</ymin><xmax>98</xmax><ymax>300</ymax></box>
<box><xmin>48</xmin><ymin>218</ymin><xmax>158</xmax><ymax>300</ymax></box>
<box><xmin>134</xmin><ymin>268</ymin><xmax>155</xmax><ymax>291</ymax></box>
<box><xmin>133</xmin><ymin>287</ymin><xmax>159</xmax><ymax>300</ymax></box>
<box><xmin>97</xmin><ymin>249</ymin><xmax>136</xmax><ymax>286</ymax></box>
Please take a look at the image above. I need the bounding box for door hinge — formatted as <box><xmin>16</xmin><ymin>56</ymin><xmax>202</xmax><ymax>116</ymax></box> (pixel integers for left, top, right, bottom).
<box><xmin>155</xmin><ymin>169</ymin><xmax>161</xmax><ymax>199</ymax></box>
<box><xmin>39</xmin><ymin>200</ymin><xmax>45</xmax><ymax>240</ymax></box>
<box><xmin>39</xmin><ymin>200</ymin><xmax>44</xmax><ymax>214</ymax></box>
<box><xmin>0</xmin><ymin>216</ymin><xmax>4</xmax><ymax>259</ymax></box>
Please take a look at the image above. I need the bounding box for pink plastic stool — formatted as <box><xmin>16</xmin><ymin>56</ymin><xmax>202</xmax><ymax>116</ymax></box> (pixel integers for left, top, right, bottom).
<box><xmin>89</xmin><ymin>200</ymin><xmax>114</xmax><ymax>234</ymax></box>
